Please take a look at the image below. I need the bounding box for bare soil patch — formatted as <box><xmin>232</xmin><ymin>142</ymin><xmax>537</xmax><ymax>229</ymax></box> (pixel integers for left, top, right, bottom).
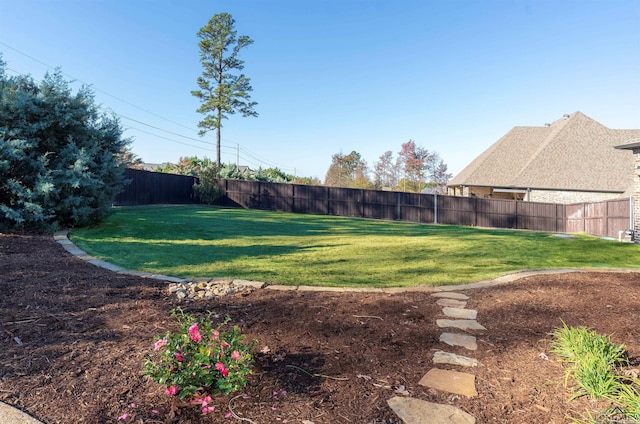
<box><xmin>1</xmin><ymin>233</ymin><xmax>639</xmax><ymax>423</ymax></box>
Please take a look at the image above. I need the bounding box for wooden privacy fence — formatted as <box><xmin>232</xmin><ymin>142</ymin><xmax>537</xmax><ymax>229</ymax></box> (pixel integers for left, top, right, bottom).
<box><xmin>220</xmin><ymin>179</ymin><xmax>572</xmax><ymax>233</ymax></box>
<box><xmin>566</xmin><ymin>198</ymin><xmax>633</xmax><ymax>239</ymax></box>
<box><xmin>114</xmin><ymin>168</ymin><xmax>199</xmax><ymax>206</ymax></box>
<box><xmin>114</xmin><ymin>171</ymin><xmax>632</xmax><ymax>238</ymax></box>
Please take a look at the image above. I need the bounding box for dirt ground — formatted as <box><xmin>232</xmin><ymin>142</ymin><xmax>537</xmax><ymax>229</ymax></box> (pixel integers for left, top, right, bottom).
<box><xmin>1</xmin><ymin>232</ymin><xmax>639</xmax><ymax>424</ymax></box>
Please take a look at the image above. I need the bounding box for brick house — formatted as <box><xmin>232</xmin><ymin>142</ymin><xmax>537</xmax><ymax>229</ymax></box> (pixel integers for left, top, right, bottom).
<box><xmin>447</xmin><ymin>112</ymin><xmax>640</xmax><ymax>204</ymax></box>
<box><xmin>614</xmin><ymin>138</ymin><xmax>640</xmax><ymax>241</ymax></box>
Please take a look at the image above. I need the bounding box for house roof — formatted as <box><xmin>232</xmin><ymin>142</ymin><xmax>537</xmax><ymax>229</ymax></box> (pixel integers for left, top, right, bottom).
<box><xmin>449</xmin><ymin>112</ymin><xmax>640</xmax><ymax>193</ymax></box>
<box><xmin>615</xmin><ymin>138</ymin><xmax>640</xmax><ymax>150</ymax></box>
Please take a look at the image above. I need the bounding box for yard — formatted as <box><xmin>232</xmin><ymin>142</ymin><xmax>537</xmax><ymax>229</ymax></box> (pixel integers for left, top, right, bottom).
<box><xmin>70</xmin><ymin>205</ymin><xmax>640</xmax><ymax>287</ymax></box>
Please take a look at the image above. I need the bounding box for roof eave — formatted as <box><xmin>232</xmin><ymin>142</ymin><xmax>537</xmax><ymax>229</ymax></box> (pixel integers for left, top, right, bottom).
<box><xmin>615</xmin><ymin>142</ymin><xmax>640</xmax><ymax>150</ymax></box>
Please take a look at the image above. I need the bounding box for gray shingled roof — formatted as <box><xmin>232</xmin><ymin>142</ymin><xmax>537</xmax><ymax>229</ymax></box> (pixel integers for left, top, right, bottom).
<box><xmin>449</xmin><ymin>112</ymin><xmax>639</xmax><ymax>192</ymax></box>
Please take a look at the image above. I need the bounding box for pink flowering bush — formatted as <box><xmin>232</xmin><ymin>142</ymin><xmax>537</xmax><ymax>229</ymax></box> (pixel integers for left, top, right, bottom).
<box><xmin>143</xmin><ymin>308</ymin><xmax>256</xmax><ymax>401</ymax></box>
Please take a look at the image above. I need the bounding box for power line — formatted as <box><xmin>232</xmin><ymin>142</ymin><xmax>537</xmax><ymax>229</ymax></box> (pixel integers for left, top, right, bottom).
<box><xmin>1</xmin><ymin>42</ymin><xmax>299</xmax><ymax>173</ymax></box>
<box><xmin>123</xmin><ymin>126</ymin><xmax>211</xmax><ymax>151</ymax></box>
<box><xmin>115</xmin><ymin>113</ymin><xmax>209</xmax><ymax>144</ymax></box>
<box><xmin>0</xmin><ymin>41</ymin><xmax>199</xmax><ymax>133</ymax></box>
<box><xmin>237</xmin><ymin>145</ymin><xmax>295</xmax><ymax>171</ymax></box>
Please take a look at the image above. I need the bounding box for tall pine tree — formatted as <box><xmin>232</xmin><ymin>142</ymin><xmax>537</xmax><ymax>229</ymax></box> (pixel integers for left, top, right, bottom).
<box><xmin>192</xmin><ymin>13</ymin><xmax>258</xmax><ymax>169</ymax></box>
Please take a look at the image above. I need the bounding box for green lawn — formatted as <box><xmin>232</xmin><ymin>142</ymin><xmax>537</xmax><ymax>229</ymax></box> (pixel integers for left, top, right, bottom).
<box><xmin>70</xmin><ymin>205</ymin><xmax>640</xmax><ymax>287</ymax></box>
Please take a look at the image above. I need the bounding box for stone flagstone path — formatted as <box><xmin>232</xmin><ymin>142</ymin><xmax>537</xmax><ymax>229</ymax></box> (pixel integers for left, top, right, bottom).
<box><xmin>387</xmin><ymin>289</ymin><xmax>483</xmax><ymax>423</ymax></box>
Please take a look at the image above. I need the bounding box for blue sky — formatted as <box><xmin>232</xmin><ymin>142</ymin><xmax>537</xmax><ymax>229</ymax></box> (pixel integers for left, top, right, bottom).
<box><xmin>1</xmin><ymin>0</ymin><xmax>639</xmax><ymax>180</ymax></box>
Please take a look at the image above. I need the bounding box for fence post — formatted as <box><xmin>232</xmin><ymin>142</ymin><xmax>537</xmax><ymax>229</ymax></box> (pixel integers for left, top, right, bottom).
<box><xmin>604</xmin><ymin>200</ymin><xmax>609</xmax><ymax>238</ymax></box>
<box><xmin>396</xmin><ymin>192</ymin><xmax>402</xmax><ymax>220</ymax></box>
<box><xmin>473</xmin><ymin>197</ymin><xmax>478</xmax><ymax>227</ymax></box>
<box><xmin>434</xmin><ymin>194</ymin><xmax>438</xmax><ymax>224</ymax></box>
<box><xmin>631</xmin><ymin>196</ymin><xmax>635</xmax><ymax>233</ymax></box>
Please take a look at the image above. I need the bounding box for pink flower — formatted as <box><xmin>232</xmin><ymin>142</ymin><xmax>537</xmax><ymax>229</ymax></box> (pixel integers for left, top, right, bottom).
<box><xmin>215</xmin><ymin>362</ymin><xmax>229</xmax><ymax>377</ymax></box>
<box><xmin>225</xmin><ymin>412</ymin><xmax>232</xmax><ymax>418</ymax></box>
<box><xmin>188</xmin><ymin>323</ymin><xmax>202</xmax><ymax>343</ymax></box>
<box><xmin>174</xmin><ymin>352</ymin><xmax>184</xmax><ymax>362</ymax></box>
<box><xmin>154</xmin><ymin>338</ymin><xmax>166</xmax><ymax>351</ymax></box>
<box><xmin>231</xmin><ymin>350</ymin><xmax>241</xmax><ymax>360</ymax></box>
<box><xmin>129</xmin><ymin>403</ymin><xmax>136</xmax><ymax>408</ymax></box>
<box><xmin>211</xmin><ymin>329</ymin><xmax>220</xmax><ymax>340</ymax></box>
<box><xmin>118</xmin><ymin>413</ymin><xmax>129</xmax><ymax>420</ymax></box>
<box><xmin>200</xmin><ymin>396</ymin><xmax>214</xmax><ymax>415</ymax></box>
<box><xmin>165</xmin><ymin>385</ymin><xmax>178</xmax><ymax>396</ymax></box>
<box><xmin>151</xmin><ymin>410</ymin><xmax>158</xmax><ymax>414</ymax></box>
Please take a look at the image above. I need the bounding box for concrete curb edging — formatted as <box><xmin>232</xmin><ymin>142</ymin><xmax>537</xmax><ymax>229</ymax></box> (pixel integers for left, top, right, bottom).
<box><xmin>0</xmin><ymin>402</ymin><xmax>44</xmax><ymax>424</ymax></box>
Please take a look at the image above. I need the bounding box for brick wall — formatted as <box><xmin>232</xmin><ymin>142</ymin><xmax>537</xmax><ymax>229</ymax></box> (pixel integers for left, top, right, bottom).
<box><xmin>528</xmin><ymin>189</ymin><xmax>623</xmax><ymax>204</ymax></box>
<box><xmin>634</xmin><ymin>148</ymin><xmax>640</xmax><ymax>241</ymax></box>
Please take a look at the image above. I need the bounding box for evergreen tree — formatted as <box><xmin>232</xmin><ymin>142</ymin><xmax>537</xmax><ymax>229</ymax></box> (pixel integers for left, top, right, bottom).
<box><xmin>192</xmin><ymin>13</ymin><xmax>258</xmax><ymax>169</ymax></box>
<box><xmin>0</xmin><ymin>60</ymin><xmax>133</xmax><ymax>230</ymax></box>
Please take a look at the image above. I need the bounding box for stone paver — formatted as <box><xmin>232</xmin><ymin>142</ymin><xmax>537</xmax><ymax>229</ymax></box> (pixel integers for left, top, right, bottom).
<box><xmin>387</xmin><ymin>397</ymin><xmax>475</xmax><ymax>424</ymax></box>
<box><xmin>436</xmin><ymin>298</ymin><xmax>467</xmax><ymax>308</ymax></box>
<box><xmin>430</xmin><ymin>292</ymin><xmax>469</xmax><ymax>300</ymax></box>
<box><xmin>433</xmin><ymin>351</ymin><xmax>480</xmax><ymax>368</ymax></box>
<box><xmin>439</xmin><ymin>332</ymin><xmax>477</xmax><ymax>350</ymax></box>
<box><xmin>419</xmin><ymin>368</ymin><xmax>478</xmax><ymax>397</ymax></box>
<box><xmin>436</xmin><ymin>319</ymin><xmax>486</xmax><ymax>331</ymax></box>
<box><xmin>442</xmin><ymin>307</ymin><xmax>477</xmax><ymax>319</ymax></box>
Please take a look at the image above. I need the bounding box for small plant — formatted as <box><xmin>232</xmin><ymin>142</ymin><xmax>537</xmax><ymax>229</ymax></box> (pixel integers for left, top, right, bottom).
<box><xmin>193</xmin><ymin>164</ymin><xmax>223</xmax><ymax>204</ymax></box>
<box><xmin>143</xmin><ymin>308</ymin><xmax>256</xmax><ymax>405</ymax></box>
<box><xmin>550</xmin><ymin>322</ymin><xmax>640</xmax><ymax>423</ymax></box>
<box><xmin>550</xmin><ymin>323</ymin><xmax>627</xmax><ymax>400</ymax></box>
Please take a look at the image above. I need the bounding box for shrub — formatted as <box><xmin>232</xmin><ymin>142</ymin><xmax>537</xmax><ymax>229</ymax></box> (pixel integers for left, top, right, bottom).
<box><xmin>143</xmin><ymin>308</ymin><xmax>256</xmax><ymax>402</ymax></box>
<box><xmin>0</xmin><ymin>58</ymin><xmax>133</xmax><ymax>230</ymax></box>
<box><xmin>193</xmin><ymin>164</ymin><xmax>223</xmax><ymax>204</ymax></box>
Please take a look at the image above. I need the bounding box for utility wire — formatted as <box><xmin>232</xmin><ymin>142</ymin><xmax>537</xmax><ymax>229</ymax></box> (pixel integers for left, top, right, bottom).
<box><xmin>123</xmin><ymin>126</ymin><xmax>211</xmax><ymax>151</ymax></box>
<box><xmin>2</xmin><ymin>42</ymin><xmax>298</xmax><ymax>173</ymax></box>
<box><xmin>116</xmin><ymin>113</ymin><xmax>209</xmax><ymax>144</ymax></box>
<box><xmin>0</xmin><ymin>41</ymin><xmax>198</xmax><ymax>133</ymax></box>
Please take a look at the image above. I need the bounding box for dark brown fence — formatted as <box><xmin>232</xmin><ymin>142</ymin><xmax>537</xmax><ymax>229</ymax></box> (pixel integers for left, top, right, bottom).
<box><xmin>566</xmin><ymin>198</ymin><xmax>633</xmax><ymax>238</ymax></box>
<box><xmin>115</xmin><ymin>171</ymin><xmax>631</xmax><ymax>237</ymax></box>
<box><xmin>220</xmin><ymin>179</ymin><xmax>572</xmax><ymax>233</ymax></box>
<box><xmin>114</xmin><ymin>168</ymin><xmax>199</xmax><ymax>206</ymax></box>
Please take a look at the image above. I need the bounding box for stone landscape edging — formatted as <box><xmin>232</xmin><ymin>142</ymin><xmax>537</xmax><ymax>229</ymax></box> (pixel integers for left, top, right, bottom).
<box><xmin>54</xmin><ymin>230</ymin><xmax>639</xmax><ymax>293</ymax></box>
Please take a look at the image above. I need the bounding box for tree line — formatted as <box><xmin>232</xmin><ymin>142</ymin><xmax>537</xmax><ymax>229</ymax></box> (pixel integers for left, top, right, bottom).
<box><xmin>154</xmin><ymin>157</ymin><xmax>320</xmax><ymax>186</ymax></box>
<box><xmin>324</xmin><ymin>140</ymin><xmax>452</xmax><ymax>192</ymax></box>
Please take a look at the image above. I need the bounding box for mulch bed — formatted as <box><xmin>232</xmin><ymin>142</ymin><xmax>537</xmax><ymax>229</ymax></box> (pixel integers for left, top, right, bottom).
<box><xmin>1</xmin><ymin>232</ymin><xmax>639</xmax><ymax>423</ymax></box>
